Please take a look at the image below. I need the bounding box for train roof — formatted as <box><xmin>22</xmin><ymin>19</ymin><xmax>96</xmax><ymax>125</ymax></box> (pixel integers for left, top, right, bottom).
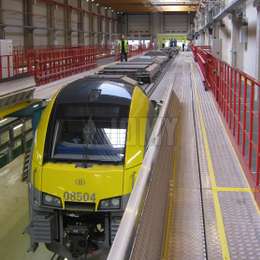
<box><xmin>56</xmin><ymin>76</ymin><xmax>138</xmax><ymax>106</ymax></box>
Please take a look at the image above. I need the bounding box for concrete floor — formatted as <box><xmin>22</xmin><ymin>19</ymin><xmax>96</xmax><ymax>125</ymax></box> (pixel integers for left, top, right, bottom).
<box><xmin>0</xmin><ymin>155</ymin><xmax>52</xmax><ymax>260</ymax></box>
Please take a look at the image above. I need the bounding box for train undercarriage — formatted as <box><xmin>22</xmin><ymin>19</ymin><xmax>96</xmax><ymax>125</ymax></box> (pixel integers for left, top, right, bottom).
<box><xmin>29</xmin><ymin>199</ymin><xmax>122</xmax><ymax>259</ymax></box>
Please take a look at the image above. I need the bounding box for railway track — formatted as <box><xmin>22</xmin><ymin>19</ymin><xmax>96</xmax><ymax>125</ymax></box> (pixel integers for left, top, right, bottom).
<box><xmin>189</xmin><ymin>70</ymin><xmax>209</xmax><ymax>260</ymax></box>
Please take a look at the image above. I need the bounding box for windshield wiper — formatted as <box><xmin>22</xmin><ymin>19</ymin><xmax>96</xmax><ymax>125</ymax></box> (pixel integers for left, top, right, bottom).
<box><xmin>75</xmin><ymin>162</ymin><xmax>93</xmax><ymax>168</ymax></box>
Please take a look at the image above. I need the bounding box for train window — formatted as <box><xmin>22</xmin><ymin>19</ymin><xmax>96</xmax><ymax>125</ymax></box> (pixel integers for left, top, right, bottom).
<box><xmin>0</xmin><ymin>131</ymin><xmax>9</xmax><ymax>145</ymax></box>
<box><xmin>50</xmin><ymin>119</ymin><xmax>128</xmax><ymax>163</ymax></box>
<box><xmin>45</xmin><ymin>103</ymin><xmax>130</xmax><ymax>164</ymax></box>
<box><xmin>25</xmin><ymin>131</ymin><xmax>33</xmax><ymax>142</ymax></box>
<box><xmin>13</xmin><ymin>123</ymin><xmax>23</xmax><ymax>138</ymax></box>
<box><xmin>12</xmin><ymin>139</ymin><xmax>23</xmax><ymax>158</ymax></box>
<box><xmin>103</xmin><ymin>128</ymin><xmax>126</xmax><ymax>148</ymax></box>
<box><xmin>0</xmin><ymin>147</ymin><xmax>9</xmax><ymax>167</ymax></box>
<box><xmin>24</xmin><ymin>120</ymin><xmax>32</xmax><ymax>131</ymax></box>
<box><xmin>14</xmin><ymin>139</ymin><xmax>22</xmax><ymax>149</ymax></box>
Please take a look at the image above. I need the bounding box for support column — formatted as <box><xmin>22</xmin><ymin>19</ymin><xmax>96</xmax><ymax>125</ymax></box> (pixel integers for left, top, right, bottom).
<box><xmin>108</xmin><ymin>11</ymin><xmax>112</xmax><ymax>45</ymax></box>
<box><xmin>93</xmin><ymin>4</ymin><xmax>98</xmax><ymax>45</ymax></box>
<box><xmin>105</xmin><ymin>9</ymin><xmax>110</xmax><ymax>47</ymax></box>
<box><xmin>113</xmin><ymin>14</ymin><xmax>118</xmax><ymax>41</ymax></box>
<box><xmin>254</xmin><ymin>0</ymin><xmax>260</xmax><ymax>80</ymax></box>
<box><xmin>231</xmin><ymin>14</ymin><xmax>240</xmax><ymax>67</ymax></box>
<box><xmin>121</xmin><ymin>14</ymin><xmax>128</xmax><ymax>35</ymax></box>
<box><xmin>212</xmin><ymin>22</ymin><xmax>222</xmax><ymax>59</ymax></box>
<box><xmin>47</xmin><ymin>3</ymin><xmax>55</xmax><ymax>47</ymax></box>
<box><xmin>151</xmin><ymin>13</ymin><xmax>160</xmax><ymax>45</ymax></box>
<box><xmin>23</xmin><ymin>0</ymin><xmax>33</xmax><ymax>48</ymax></box>
<box><xmin>0</xmin><ymin>0</ymin><xmax>5</xmax><ymax>39</ymax></box>
<box><xmin>161</xmin><ymin>13</ymin><xmax>164</xmax><ymax>33</ymax></box>
<box><xmin>117</xmin><ymin>15</ymin><xmax>123</xmax><ymax>36</ymax></box>
<box><xmin>187</xmin><ymin>13</ymin><xmax>191</xmax><ymax>34</ymax></box>
<box><xmin>88</xmin><ymin>2</ymin><xmax>94</xmax><ymax>45</ymax></box>
<box><xmin>64</xmin><ymin>0</ymin><xmax>71</xmax><ymax>47</ymax></box>
<box><xmin>111</xmin><ymin>15</ymin><xmax>114</xmax><ymax>42</ymax></box>
<box><xmin>77</xmin><ymin>0</ymin><xmax>84</xmax><ymax>46</ymax></box>
<box><xmin>97</xmin><ymin>6</ymin><xmax>101</xmax><ymax>45</ymax></box>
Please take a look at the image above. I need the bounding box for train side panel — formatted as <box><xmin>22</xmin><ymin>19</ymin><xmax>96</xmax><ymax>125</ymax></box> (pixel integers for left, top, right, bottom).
<box><xmin>124</xmin><ymin>87</ymin><xmax>149</xmax><ymax>194</ymax></box>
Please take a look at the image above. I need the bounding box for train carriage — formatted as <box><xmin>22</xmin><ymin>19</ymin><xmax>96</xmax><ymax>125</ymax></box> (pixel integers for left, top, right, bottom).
<box><xmin>27</xmin><ymin>75</ymin><xmax>158</xmax><ymax>259</ymax></box>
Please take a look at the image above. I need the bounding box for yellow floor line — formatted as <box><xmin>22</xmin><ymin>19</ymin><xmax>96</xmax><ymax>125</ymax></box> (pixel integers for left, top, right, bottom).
<box><xmin>213</xmin><ymin>187</ymin><xmax>253</xmax><ymax>192</ymax></box>
<box><xmin>191</xmin><ymin>64</ymin><xmax>231</xmax><ymax>260</ymax></box>
<box><xmin>162</xmin><ymin>180</ymin><xmax>174</xmax><ymax>260</ymax></box>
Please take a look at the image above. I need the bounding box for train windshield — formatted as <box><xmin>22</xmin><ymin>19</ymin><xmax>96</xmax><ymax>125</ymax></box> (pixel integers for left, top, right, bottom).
<box><xmin>48</xmin><ymin>104</ymin><xmax>129</xmax><ymax>163</ymax></box>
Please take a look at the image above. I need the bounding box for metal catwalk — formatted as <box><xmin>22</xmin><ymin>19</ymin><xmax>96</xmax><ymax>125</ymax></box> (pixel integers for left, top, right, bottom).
<box><xmin>162</xmin><ymin>53</ymin><xmax>260</xmax><ymax>260</ymax></box>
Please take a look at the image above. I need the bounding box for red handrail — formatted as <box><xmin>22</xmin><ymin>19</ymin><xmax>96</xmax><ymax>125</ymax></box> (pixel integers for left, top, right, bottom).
<box><xmin>192</xmin><ymin>45</ymin><xmax>260</xmax><ymax>205</ymax></box>
<box><xmin>0</xmin><ymin>44</ymin><xmax>155</xmax><ymax>85</ymax></box>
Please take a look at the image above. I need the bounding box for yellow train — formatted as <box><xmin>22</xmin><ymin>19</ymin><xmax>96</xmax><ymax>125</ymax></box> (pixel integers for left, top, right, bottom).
<box><xmin>27</xmin><ymin>75</ymin><xmax>157</xmax><ymax>258</ymax></box>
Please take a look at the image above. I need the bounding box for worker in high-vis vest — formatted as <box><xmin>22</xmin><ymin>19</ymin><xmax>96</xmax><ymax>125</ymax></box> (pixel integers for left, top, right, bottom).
<box><xmin>119</xmin><ymin>34</ymin><xmax>129</xmax><ymax>62</ymax></box>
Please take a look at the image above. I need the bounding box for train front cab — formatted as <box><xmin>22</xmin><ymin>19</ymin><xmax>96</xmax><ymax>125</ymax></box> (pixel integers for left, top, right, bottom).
<box><xmin>28</xmin><ymin>77</ymin><xmax>157</xmax><ymax>258</ymax></box>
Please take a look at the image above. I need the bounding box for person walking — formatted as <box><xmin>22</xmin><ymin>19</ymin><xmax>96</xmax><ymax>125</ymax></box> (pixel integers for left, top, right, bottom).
<box><xmin>170</xmin><ymin>38</ymin><xmax>174</xmax><ymax>48</ymax></box>
<box><xmin>173</xmin><ymin>38</ymin><xmax>177</xmax><ymax>47</ymax></box>
<box><xmin>182</xmin><ymin>41</ymin><xmax>186</xmax><ymax>52</ymax></box>
<box><xmin>119</xmin><ymin>35</ymin><xmax>128</xmax><ymax>62</ymax></box>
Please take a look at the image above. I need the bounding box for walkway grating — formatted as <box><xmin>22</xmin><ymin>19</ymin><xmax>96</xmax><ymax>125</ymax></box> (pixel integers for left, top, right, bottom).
<box><xmin>162</xmin><ymin>52</ymin><xmax>260</xmax><ymax>260</ymax></box>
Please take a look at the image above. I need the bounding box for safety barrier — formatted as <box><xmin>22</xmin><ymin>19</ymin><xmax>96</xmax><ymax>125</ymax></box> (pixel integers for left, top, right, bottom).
<box><xmin>96</xmin><ymin>45</ymin><xmax>115</xmax><ymax>59</ymax></box>
<box><xmin>34</xmin><ymin>47</ymin><xmax>97</xmax><ymax>85</ymax></box>
<box><xmin>0</xmin><ymin>46</ymin><xmax>97</xmax><ymax>84</ymax></box>
<box><xmin>0</xmin><ymin>50</ymin><xmax>34</xmax><ymax>80</ymax></box>
<box><xmin>0</xmin><ymin>44</ymin><xmax>154</xmax><ymax>85</ymax></box>
<box><xmin>192</xmin><ymin>45</ymin><xmax>260</xmax><ymax>204</ymax></box>
<box><xmin>107</xmin><ymin>84</ymin><xmax>180</xmax><ymax>260</ymax></box>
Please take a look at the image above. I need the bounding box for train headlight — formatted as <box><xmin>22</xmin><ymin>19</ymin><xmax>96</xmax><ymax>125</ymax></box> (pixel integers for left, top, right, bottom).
<box><xmin>99</xmin><ymin>197</ymin><xmax>121</xmax><ymax>210</ymax></box>
<box><xmin>42</xmin><ymin>193</ymin><xmax>61</xmax><ymax>208</ymax></box>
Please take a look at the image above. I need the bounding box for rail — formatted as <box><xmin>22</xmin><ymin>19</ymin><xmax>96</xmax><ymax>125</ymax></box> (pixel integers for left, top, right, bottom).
<box><xmin>107</xmin><ymin>80</ymin><xmax>180</xmax><ymax>259</ymax></box>
<box><xmin>192</xmin><ymin>45</ymin><xmax>260</xmax><ymax>205</ymax></box>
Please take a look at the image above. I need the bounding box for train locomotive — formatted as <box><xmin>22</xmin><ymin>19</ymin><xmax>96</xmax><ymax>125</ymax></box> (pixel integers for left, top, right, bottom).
<box><xmin>27</xmin><ymin>75</ymin><xmax>157</xmax><ymax>259</ymax></box>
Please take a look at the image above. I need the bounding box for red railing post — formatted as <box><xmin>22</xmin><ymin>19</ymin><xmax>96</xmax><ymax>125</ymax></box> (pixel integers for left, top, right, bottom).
<box><xmin>256</xmin><ymin>92</ymin><xmax>260</xmax><ymax>186</ymax></box>
<box><xmin>242</xmin><ymin>78</ymin><xmax>248</xmax><ymax>157</ymax></box>
<box><xmin>237</xmin><ymin>74</ymin><xmax>242</xmax><ymax>145</ymax></box>
<box><xmin>248</xmin><ymin>81</ymin><xmax>255</xmax><ymax>170</ymax></box>
<box><xmin>233</xmin><ymin>70</ymin><xmax>237</xmax><ymax>136</ymax></box>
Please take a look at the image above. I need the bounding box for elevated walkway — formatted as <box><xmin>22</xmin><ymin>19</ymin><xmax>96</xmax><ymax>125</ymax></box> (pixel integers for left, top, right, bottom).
<box><xmin>163</xmin><ymin>53</ymin><xmax>260</xmax><ymax>259</ymax></box>
<box><xmin>109</xmin><ymin>52</ymin><xmax>260</xmax><ymax>260</ymax></box>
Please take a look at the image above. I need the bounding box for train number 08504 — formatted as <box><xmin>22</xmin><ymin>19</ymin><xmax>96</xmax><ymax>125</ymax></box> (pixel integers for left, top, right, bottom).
<box><xmin>64</xmin><ymin>192</ymin><xmax>96</xmax><ymax>202</ymax></box>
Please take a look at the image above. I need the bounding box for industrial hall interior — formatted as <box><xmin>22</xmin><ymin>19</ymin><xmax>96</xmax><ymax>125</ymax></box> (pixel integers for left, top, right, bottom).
<box><xmin>1</xmin><ymin>0</ymin><xmax>260</xmax><ymax>259</ymax></box>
